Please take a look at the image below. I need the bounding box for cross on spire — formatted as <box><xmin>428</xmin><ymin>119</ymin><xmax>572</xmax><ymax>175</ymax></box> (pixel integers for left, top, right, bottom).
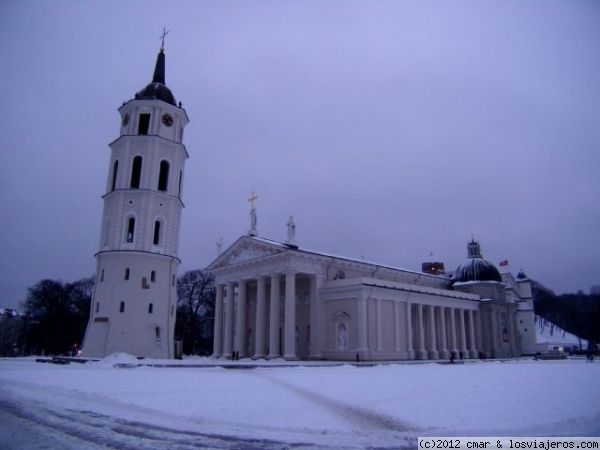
<box><xmin>160</xmin><ymin>27</ymin><xmax>169</xmax><ymax>51</ymax></box>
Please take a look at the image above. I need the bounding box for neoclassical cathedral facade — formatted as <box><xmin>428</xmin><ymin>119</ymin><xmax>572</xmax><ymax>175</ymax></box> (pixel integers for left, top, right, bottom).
<box><xmin>209</xmin><ymin>233</ymin><xmax>537</xmax><ymax>361</ymax></box>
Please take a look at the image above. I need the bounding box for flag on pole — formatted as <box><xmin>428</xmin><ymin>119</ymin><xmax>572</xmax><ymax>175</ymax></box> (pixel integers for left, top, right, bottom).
<box><xmin>499</xmin><ymin>260</ymin><xmax>509</xmax><ymax>267</ymax></box>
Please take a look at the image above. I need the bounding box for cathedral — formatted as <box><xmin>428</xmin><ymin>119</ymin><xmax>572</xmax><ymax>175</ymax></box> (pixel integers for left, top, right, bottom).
<box><xmin>209</xmin><ymin>228</ymin><xmax>536</xmax><ymax>361</ymax></box>
<box><xmin>82</xmin><ymin>41</ymin><xmax>536</xmax><ymax>361</ymax></box>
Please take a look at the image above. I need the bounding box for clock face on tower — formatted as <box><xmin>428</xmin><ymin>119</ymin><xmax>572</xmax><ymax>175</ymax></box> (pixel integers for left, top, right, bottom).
<box><xmin>161</xmin><ymin>113</ymin><xmax>174</xmax><ymax>127</ymax></box>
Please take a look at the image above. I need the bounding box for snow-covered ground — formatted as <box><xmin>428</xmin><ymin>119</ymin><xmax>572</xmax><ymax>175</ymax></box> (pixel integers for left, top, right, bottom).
<box><xmin>0</xmin><ymin>356</ymin><xmax>598</xmax><ymax>449</ymax></box>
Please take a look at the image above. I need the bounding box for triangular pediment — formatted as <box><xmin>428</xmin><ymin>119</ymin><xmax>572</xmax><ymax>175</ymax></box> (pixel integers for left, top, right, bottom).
<box><xmin>207</xmin><ymin>236</ymin><xmax>287</xmax><ymax>270</ymax></box>
<box><xmin>332</xmin><ymin>310</ymin><xmax>351</xmax><ymax>320</ymax></box>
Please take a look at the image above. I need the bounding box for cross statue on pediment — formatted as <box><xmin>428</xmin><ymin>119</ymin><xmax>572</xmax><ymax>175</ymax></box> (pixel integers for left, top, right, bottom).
<box><xmin>248</xmin><ymin>190</ymin><xmax>258</xmax><ymax>236</ymax></box>
<box><xmin>248</xmin><ymin>190</ymin><xmax>258</xmax><ymax>209</ymax></box>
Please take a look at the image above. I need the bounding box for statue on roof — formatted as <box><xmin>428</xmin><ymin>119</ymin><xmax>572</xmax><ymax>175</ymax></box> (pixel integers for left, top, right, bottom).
<box><xmin>248</xmin><ymin>191</ymin><xmax>258</xmax><ymax>237</ymax></box>
<box><xmin>286</xmin><ymin>215</ymin><xmax>297</xmax><ymax>247</ymax></box>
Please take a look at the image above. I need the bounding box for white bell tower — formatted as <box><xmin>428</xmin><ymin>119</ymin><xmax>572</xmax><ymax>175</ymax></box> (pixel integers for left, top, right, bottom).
<box><xmin>83</xmin><ymin>43</ymin><xmax>189</xmax><ymax>359</ymax></box>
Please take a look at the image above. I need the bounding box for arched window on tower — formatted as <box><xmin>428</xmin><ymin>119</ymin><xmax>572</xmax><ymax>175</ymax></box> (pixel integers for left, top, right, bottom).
<box><xmin>130</xmin><ymin>156</ymin><xmax>143</xmax><ymax>189</ymax></box>
<box><xmin>111</xmin><ymin>160</ymin><xmax>119</xmax><ymax>191</ymax></box>
<box><xmin>126</xmin><ymin>217</ymin><xmax>135</xmax><ymax>243</ymax></box>
<box><xmin>178</xmin><ymin>170</ymin><xmax>182</xmax><ymax>197</ymax></box>
<box><xmin>158</xmin><ymin>160</ymin><xmax>170</xmax><ymax>191</ymax></box>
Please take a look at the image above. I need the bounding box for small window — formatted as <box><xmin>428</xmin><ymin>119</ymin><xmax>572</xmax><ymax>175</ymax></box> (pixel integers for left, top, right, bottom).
<box><xmin>126</xmin><ymin>217</ymin><xmax>135</xmax><ymax>242</ymax></box>
<box><xmin>138</xmin><ymin>113</ymin><xmax>150</xmax><ymax>135</ymax></box>
<box><xmin>100</xmin><ymin>268</ymin><xmax>104</xmax><ymax>282</ymax></box>
<box><xmin>95</xmin><ymin>302</ymin><xmax>99</xmax><ymax>313</ymax></box>
<box><xmin>111</xmin><ymin>160</ymin><xmax>119</xmax><ymax>191</ymax></box>
<box><xmin>171</xmin><ymin>305</ymin><xmax>174</xmax><ymax>316</ymax></box>
<box><xmin>153</xmin><ymin>221</ymin><xmax>161</xmax><ymax>245</ymax></box>
<box><xmin>119</xmin><ymin>301</ymin><xmax>125</xmax><ymax>313</ymax></box>
<box><xmin>130</xmin><ymin>156</ymin><xmax>142</xmax><ymax>188</ymax></box>
<box><xmin>172</xmin><ymin>274</ymin><xmax>175</xmax><ymax>286</ymax></box>
<box><xmin>151</xmin><ymin>270</ymin><xmax>156</xmax><ymax>282</ymax></box>
<box><xmin>158</xmin><ymin>160</ymin><xmax>170</xmax><ymax>191</ymax></box>
<box><xmin>178</xmin><ymin>170</ymin><xmax>182</xmax><ymax>196</ymax></box>
<box><xmin>148</xmin><ymin>303</ymin><xmax>153</xmax><ymax>314</ymax></box>
<box><xmin>155</xmin><ymin>326</ymin><xmax>161</xmax><ymax>341</ymax></box>
<box><xmin>124</xmin><ymin>268</ymin><xmax>130</xmax><ymax>280</ymax></box>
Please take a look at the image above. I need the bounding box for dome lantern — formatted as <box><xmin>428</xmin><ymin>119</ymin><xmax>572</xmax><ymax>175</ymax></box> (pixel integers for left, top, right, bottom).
<box><xmin>454</xmin><ymin>238</ymin><xmax>502</xmax><ymax>283</ymax></box>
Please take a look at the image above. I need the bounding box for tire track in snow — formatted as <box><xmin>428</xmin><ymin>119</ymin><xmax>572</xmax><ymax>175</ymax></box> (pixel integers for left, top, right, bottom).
<box><xmin>252</xmin><ymin>371</ymin><xmax>418</xmax><ymax>435</ymax></box>
<box><xmin>0</xmin><ymin>393</ymin><xmax>319</xmax><ymax>449</ymax></box>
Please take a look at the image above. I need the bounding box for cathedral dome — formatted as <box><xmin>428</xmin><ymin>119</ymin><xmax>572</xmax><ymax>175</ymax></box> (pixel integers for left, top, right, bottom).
<box><xmin>134</xmin><ymin>49</ymin><xmax>177</xmax><ymax>106</ymax></box>
<box><xmin>454</xmin><ymin>239</ymin><xmax>502</xmax><ymax>283</ymax></box>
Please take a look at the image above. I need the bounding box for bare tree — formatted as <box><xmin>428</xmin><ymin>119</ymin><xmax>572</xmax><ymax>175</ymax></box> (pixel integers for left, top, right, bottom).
<box><xmin>22</xmin><ymin>277</ymin><xmax>93</xmax><ymax>355</ymax></box>
<box><xmin>175</xmin><ymin>270</ymin><xmax>215</xmax><ymax>355</ymax></box>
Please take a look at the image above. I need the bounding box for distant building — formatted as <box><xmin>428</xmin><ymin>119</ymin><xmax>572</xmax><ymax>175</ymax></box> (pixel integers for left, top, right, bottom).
<box><xmin>590</xmin><ymin>285</ymin><xmax>600</xmax><ymax>295</ymax></box>
<box><xmin>422</xmin><ymin>262</ymin><xmax>445</xmax><ymax>275</ymax></box>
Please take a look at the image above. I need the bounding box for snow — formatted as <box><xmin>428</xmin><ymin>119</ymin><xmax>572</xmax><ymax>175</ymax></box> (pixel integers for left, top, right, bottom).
<box><xmin>0</xmin><ymin>356</ymin><xmax>598</xmax><ymax>449</ymax></box>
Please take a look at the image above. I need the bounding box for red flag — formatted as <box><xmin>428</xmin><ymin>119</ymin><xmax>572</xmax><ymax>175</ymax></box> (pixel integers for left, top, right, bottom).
<box><xmin>499</xmin><ymin>260</ymin><xmax>508</xmax><ymax>267</ymax></box>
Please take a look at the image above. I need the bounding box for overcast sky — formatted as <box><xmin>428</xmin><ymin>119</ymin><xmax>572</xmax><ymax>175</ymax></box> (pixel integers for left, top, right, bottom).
<box><xmin>1</xmin><ymin>1</ymin><xmax>599</xmax><ymax>310</ymax></box>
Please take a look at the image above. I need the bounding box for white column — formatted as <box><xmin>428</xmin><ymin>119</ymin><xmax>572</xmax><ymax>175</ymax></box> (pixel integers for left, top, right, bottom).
<box><xmin>468</xmin><ymin>309</ymin><xmax>478</xmax><ymax>358</ymax></box>
<box><xmin>223</xmin><ymin>282</ymin><xmax>235</xmax><ymax>359</ymax></box>
<box><xmin>283</xmin><ymin>271</ymin><xmax>298</xmax><ymax>360</ymax></box>
<box><xmin>235</xmin><ymin>279</ymin><xmax>247</xmax><ymax>358</ymax></box>
<box><xmin>475</xmin><ymin>310</ymin><xmax>483</xmax><ymax>357</ymax></box>
<box><xmin>212</xmin><ymin>284</ymin><xmax>224</xmax><ymax>357</ymax></box>
<box><xmin>438</xmin><ymin>307</ymin><xmax>449</xmax><ymax>360</ymax></box>
<box><xmin>268</xmin><ymin>274</ymin><xmax>280</xmax><ymax>359</ymax></box>
<box><xmin>449</xmin><ymin>307</ymin><xmax>458</xmax><ymax>358</ymax></box>
<box><xmin>417</xmin><ymin>304</ymin><xmax>427</xmax><ymax>360</ymax></box>
<box><xmin>309</xmin><ymin>274</ymin><xmax>323</xmax><ymax>359</ymax></box>
<box><xmin>406</xmin><ymin>302</ymin><xmax>414</xmax><ymax>359</ymax></box>
<box><xmin>459</xmin><ymin>308</ymin><xmax>468</xmax><ymax>359</ymax></box>
<box><xmin>428</xmin><ymin>305</ymin><xmax>439</xmax><ymax>360</ymax></box>
<box><xmin>254</xmin><ymin>276</ymin><xmax>266</xmax><ymax>359</ymax></box>
<box><xmin>394</xmin><ymin>301</ymin><xmax>402</xmax><ymax>352</ymax></box>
